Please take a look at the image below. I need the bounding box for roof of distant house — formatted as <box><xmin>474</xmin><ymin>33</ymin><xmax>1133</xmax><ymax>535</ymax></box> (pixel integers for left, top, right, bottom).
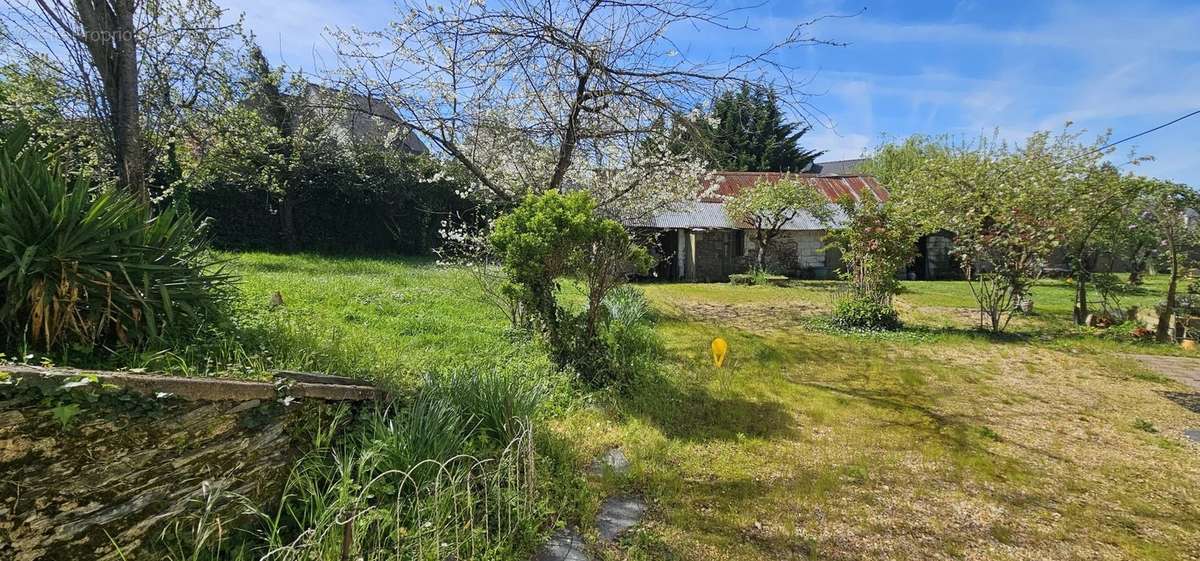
<box><xmin>629</xmin><ymin>167</ymin><xmax>885</xmax><ymax>231</ymax></box>
<box><xmin>700</xmin><ymin>171</ymin><xmax>888</xmax><ymax>204</ymax></box>
<box><xmin>302</xmin><ymin>84</ymin><xmax>428</xmax><ymax>155</ymax></box>
<box><xmin>804</xmin><ymin>158</ymin><xmax>866</xmax><ymax>176</ymax></box>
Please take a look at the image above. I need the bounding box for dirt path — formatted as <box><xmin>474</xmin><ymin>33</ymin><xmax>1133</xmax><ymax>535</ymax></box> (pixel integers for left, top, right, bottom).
<box><xmin>1125</xmin><ymin>354</ymin><xmax>1200</xmax><ymax>390</ymax></box>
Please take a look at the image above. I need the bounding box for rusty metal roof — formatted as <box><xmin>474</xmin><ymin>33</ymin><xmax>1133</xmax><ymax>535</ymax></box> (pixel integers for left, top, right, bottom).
<box><xmin>699</xmin><ymin>171</ymin><xmax>888</xmax><ymax>204</ymax></box>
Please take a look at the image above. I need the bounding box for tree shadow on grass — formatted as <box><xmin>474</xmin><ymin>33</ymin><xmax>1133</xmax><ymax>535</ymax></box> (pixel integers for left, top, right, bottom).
<box><xmin>794</xmin><ymin>380</ymin><xmax>1073</xmax><ymax>467</ymax></box>
<box><xmin>621</xmin><ymin>372</ymin><xmax>800</xmax><ymax>443</ymax></box>
<box><xmin>1161</xmin><ymin>391</ymin><xmax>1200</xmax><ymax>413</ymax></box>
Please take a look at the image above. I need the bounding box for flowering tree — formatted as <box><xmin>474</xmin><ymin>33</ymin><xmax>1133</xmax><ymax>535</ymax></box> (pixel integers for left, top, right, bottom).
<box><xmin>722</xmin><ymin>176</ymin><xmax>833</xmax><ymax>271</ymax></box>
<box><xmin>1</xmin><ymin>0</ymin><xmax>245</xmax><ymax>199</ymax></box>
<box><xmin>877</xmin><ymin>132</ymin><xmax>1078</xmax><ymax>332</ymax></box>
<box><xmin>331</xmin><ymin>0</ymin><xmax>842</xmax><ymax>215</ymax></box>
<box><xmin>1059</xmin><ymin>165</ymin><xmax>1146</xmax><ymax>324</ymax></box>
<box><xmin>824</xmin><ymin>197</ymin><xmax>918</xmax><ymax>305</ymax></box>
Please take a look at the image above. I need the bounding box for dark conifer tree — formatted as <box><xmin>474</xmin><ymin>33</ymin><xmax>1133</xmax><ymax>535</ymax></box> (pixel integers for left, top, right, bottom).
<box><xmin>703</xmin><ymin>85</ymin><xmax>824</xmax><ymax>172</ymax></box>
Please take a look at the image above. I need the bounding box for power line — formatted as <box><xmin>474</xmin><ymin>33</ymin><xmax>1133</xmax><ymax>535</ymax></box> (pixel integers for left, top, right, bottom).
<box><xmin>983</xmin><ymin>108</ymin><xmax>1200</xmax><ymax>186</ymax></box>
<box><xmin>1102</xmin><ymin>109</ymin><xmax>1200</xmax><ymax>152</ymax></box>
<box><xmin>1062</xmin><ymin>108</ymin><xmax>1200</xmax><ymax>168</ymax></box>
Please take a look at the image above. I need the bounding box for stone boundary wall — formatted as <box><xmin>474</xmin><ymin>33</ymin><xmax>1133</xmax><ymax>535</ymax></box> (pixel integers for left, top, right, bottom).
<box><xmin>0</xmin><ymin>365</ymin><xmax>385</xmax><ymax>561</ymax></box>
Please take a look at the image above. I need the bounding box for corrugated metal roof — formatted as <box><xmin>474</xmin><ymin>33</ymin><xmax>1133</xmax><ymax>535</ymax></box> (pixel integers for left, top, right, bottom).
<box><xmin>632</xmin><ymin>202</ymin><xmax>734</xmax><ymax>229</ymax></box>
<box><xmin>700</xmin><ymin>171</ymin><xmax>889</xmax><ymax>203</ymax></box>
<box><xmin>629</xmin><ymin>202</ymin><xmax>846</xmax><ymax>231</ymax></box>
<box><xmin>630</xmin><ymin>170</ymin><xmax>883</xmax><ymax>231</ymax></box>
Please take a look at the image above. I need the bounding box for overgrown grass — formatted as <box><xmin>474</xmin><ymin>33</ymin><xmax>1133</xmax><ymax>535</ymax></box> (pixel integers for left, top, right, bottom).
<box><xmin>223</xmin><ymin>253</ymin><xmax>553</xmax><ymax>386</ymax></box>
<box><xmin>554</xmin><ymin>278</ymin><xmax>1200</xmax><ymax>560</ymax></box>
<box><xmin>19</xmin><ymin>252</ymin><xmax>1196</xmax><ymax>559</ymax></box>
<box><xmin>4</xmin><ymin>253</ymin><xmax>555</xmax><ymax>388</ymax></box>
<box><xmin>159</xmin><ymin>367</ymin><xmax>584</xmax><ymax>561</ymax></box>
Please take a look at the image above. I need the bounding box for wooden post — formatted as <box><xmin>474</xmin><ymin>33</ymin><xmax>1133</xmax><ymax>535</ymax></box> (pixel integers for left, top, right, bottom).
<box><xmin>341</xmin><ymin>511</ymin><xmax>354</xmax><ymax>561</ymax></box>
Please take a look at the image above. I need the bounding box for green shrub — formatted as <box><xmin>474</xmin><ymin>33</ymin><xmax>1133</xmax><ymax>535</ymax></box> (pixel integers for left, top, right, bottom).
<box><xmin>729</xmin><ymin>269</ymin><xmax>787</xmax><ymax>286</ymax></box>
<box><xmin>830</xmin><ymin>296</ymin><xmax>902</xmax><ymax>331</ymax></box>
<box><xmin>489</xmin><ymin>191</ymin><xmax>652</xmax><ymax>386</ymax></box>
<box><xmin>603</xmin><ymin>319</ymin><xmax>661</xmax><ymax>386</ymax></box>
<box><xmin>0</xmin><ymin>126</ymin><xmax>233</xmax><ymax>351</ymax></box>
<box><xmin>728</xmin><ymin>273</ymin><xmax>753</xmax><ymax>285</ymax></box>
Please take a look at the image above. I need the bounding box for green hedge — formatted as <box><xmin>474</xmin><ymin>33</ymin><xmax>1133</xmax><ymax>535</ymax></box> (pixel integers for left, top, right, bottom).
<box><xmin>187</xmin><ymin>156</ymin><xmax>468</xmax><ymax>255</ymax></box>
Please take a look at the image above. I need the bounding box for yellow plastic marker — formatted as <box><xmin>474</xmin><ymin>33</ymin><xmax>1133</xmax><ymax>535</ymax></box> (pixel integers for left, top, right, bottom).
<box><xmin>711</xmin><ymin>337</ymin><xmax>728</xmax><ymax>368</ymax></box>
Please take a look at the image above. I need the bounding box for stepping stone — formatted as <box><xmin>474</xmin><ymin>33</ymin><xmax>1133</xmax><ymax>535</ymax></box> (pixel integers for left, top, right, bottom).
<box><xmin>587</xmin><ymin>447</ymin><xmax>629</xmax><ymax>477</ymax></box>
<box><xmin>532</xmin><ymin>527</ymin><xmax>590</xmax><ymax>561</ymax></box>
<box><xmin>1185</xmin><ymin>429</ymin><xmax>1200</xmax><ymax>443</ymax></box>
<box><xmin>597</xmin><ymin>494</ymin><xmax>647</xmax><ymax>542</ymax></box>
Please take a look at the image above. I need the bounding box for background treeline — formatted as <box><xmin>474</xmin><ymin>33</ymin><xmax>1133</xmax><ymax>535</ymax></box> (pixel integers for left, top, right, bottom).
<box><xmin>0</xmin><ymin>22</ymin><xmax>469</xmax><ymax>256</ymax></box>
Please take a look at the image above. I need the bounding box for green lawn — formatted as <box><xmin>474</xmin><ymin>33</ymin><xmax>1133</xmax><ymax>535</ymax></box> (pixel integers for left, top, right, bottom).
<box><xmin>130</xmin><ymin>253</ymin><xmax>1200</xmax><ymax>559</ymax></box>
<box><xmin>200</xmin><ymin>252</ymin><xmax>553</xmax><ymax>388</ymax></box>
<box><xmin>565</xmin><ymin>278</ymin><xmax>1200</xmax><ymax>561</ymax></box>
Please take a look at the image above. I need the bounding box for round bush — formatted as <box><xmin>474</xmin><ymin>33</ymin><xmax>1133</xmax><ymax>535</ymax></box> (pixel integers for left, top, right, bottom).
<box><xmin>830</xmin><ymin>297</ymin><xmax>902</xmax><ymax>331</ymax></box>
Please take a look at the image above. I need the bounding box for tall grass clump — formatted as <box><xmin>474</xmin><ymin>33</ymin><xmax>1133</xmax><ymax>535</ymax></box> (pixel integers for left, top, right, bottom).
<box><xmin>0</xmin><ymin>125</ymin><xmax>233</xmax><ymax>352</ymax></box>
<box><xmin>601</xmin><ymin>285</ymin><xmax>661</xmax><ymax>385</ymax></box>
<box><xmin>160</xmin><ymin>368</ymin><xmax>558</xmax><ymax>560</ymax></box>
<box><xmin>427</xmin><ymin>367</ymin><xmax>547</xmax><ymax>446</ymax></box>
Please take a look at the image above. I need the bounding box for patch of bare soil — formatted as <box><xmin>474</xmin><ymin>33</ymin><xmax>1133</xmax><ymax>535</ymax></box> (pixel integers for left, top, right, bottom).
<box><xmin>670</xmin><ymin>301</ymin><xmax>824</xmax><ymax>330</ymax></box>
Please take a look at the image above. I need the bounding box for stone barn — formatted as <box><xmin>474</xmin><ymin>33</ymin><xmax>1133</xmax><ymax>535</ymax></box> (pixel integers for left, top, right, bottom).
<box><xmin>631</xmin><ymin>170</ymin><xmax>957</xmax><ymax>282</ymax></box>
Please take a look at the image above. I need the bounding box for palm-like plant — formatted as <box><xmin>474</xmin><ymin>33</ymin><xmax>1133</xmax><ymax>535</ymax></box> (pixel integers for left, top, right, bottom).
<box><xmin>0</xmin><ymin>125</ymin><xmax>234</xmax><ymax>350</ymax></box>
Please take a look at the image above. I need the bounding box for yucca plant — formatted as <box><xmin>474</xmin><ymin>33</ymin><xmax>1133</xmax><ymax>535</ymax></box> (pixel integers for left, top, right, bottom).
<box><xmin>0</xmin><ymin>125</ymin><xmax>234</xmax><ymax>350</ymax></box>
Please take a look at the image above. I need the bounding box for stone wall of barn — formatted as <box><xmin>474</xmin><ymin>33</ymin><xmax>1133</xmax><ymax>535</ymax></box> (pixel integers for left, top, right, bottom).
<box><xmin>740</xmin><ymin>230</ymin><xmax>839</xmax><ymax>279</ymax></box>
<box><xmin>0</xmin><ymin>366</ymin><xmax>379</xmax><ymax>561</ymax></box>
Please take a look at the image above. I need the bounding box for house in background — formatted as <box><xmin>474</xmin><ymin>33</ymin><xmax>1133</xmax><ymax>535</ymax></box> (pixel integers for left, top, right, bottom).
<box><xmin>300</xmin><ymin>84</ymin><xmax>429</xmax><ymax>154</ymax></box>
<box><xmin>802</xmin><ymin>158</ymin><xmax>866</xmax><ymax>176</ymax></box>
<box><xmin>631</xmin><ymin>163</ymin><xmax>957</xmax><ymax>282</ymax></box>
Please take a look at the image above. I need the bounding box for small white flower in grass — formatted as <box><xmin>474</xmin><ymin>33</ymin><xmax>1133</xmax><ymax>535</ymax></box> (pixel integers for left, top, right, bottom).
<box><xmin>155</xmin><ymin>392</ymin><xmax>173</xmax><ymax>399</ymax></box>
<box><xmin>281</xmin><ymin>396</ymin><xmax>296</xmax><ymax>407</ymax></box>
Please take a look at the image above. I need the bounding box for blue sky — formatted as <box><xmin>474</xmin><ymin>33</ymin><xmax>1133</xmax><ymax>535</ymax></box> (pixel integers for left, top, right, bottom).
<box><xmin>226</xmin><ymin>0</ymin><xmax>1200</xmax><ymax>185</ymax></box>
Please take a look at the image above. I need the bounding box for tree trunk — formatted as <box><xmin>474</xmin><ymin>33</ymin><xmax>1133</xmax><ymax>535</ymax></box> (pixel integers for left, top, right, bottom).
<box><xmin>1156</xmin><ymin>232</ymin><xmax>1180</xmax><ymax>342</ymax></box>
<box><xmin>70</xmin><ymin>0</ymin><xmax>146</xmax><ymax>200</ymax></box>
<box><xmin>112</xmin><ymin>0</ymin><xmax>143</xmax><ymax>200</ymax></box>
<box><xmin>1157</xmin><ymin>269</ymin><xmax>1179</xmax><ymax>342</ymax></box>
<box><xmin>1127</xmin><ymin>240</ymin><xmax>1147</xmax><ymax>284</ymax></box>
<box><xmin>1074</xmin><ymin>278</ymin><xmax>1088</xmax><ymax>324</ymax></box>
<box><xmin>1071</xmin><ymin>250</ymin><xmax>1095</xmax><ymax>325</ymax></box>
<box><xmin>755</xmin><ymin>233</ymin><xmax>767</xmax><ymax>271</ymax></box>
